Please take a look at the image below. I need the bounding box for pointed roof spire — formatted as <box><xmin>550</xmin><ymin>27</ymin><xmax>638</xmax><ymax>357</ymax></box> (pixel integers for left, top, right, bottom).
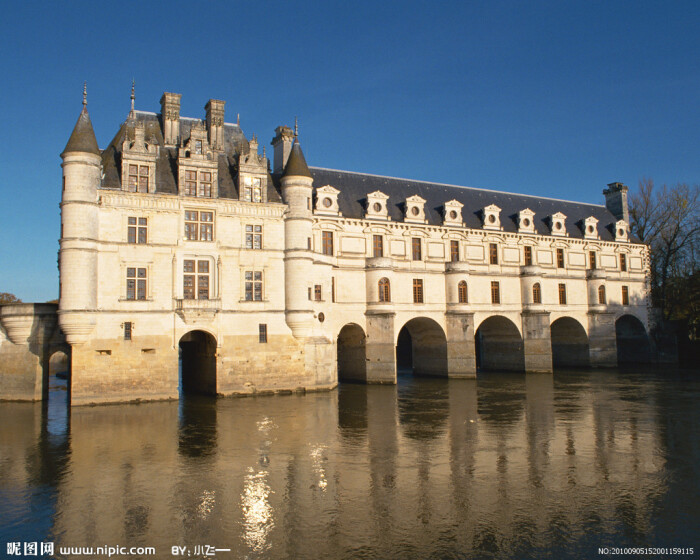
<box><xmin>130</xmin><ymin>79</ymin><xmax>135</xmax><ymax>114</ymax></box>
<box><xmin>62</xmin><ymin>82</ymin><xmax>100</xmax><ymax>157</ymax></box>
<box><xmin>237</xmin><ymin>113</ymin><xmax>240</xmax><ymax>126</ymax></box>
<box><xmin>283</xmin><ymin>117</ymin><xmax>311</xmax><ymax>178</ymax></box>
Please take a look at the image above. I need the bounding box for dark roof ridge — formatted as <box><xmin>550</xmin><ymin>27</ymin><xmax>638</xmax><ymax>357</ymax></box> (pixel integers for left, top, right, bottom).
<box><xmin>309</xmin><ymin>166</ymin><xmax>606</xmax><ymax>209</ymax></box>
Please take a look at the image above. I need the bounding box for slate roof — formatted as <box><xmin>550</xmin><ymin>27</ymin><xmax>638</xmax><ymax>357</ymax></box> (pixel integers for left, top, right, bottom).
<box><xmin>62</xmin><ymin>107</ymin><xmax>100</xmax><ymax>157</ymax></box>
<box><xmin>308</xmin><ymin>167</ymin><xmax>624</xmax><ymax>242</ymax></box>
<box><xmin>99</xmin><ymin>111</ymin><xmax>282</xmax><ymax>202</ymax></box>
<box><xmin>283</xmin><ymin>140</ymin><xmax>312</xmax><ymax>178</ymax></box>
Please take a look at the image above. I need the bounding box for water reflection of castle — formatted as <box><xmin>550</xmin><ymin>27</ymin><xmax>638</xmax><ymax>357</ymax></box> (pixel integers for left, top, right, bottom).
<box><xmin>1</xmin><ymin>374</ymin><xmax>676</xmax><ymax>557</ymax></box>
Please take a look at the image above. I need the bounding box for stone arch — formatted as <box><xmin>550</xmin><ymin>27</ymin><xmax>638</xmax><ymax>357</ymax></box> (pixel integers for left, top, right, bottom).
<box><xmin>337</xmin><ymin>323</ymin><xmax>367</xmax><ymax>383</ymax></box>
<box><xmin>396</xmin><ymin>317</ymin><xmax>447</xmax><ymax>376</ymax></box>
<box><xmin>616</xmin><ymin>314</ymin><xmax>652</xmax><ymax>364</ymax></box>
<box><xmin>475</xmin><ymin>315</ymin><xmax>525</xmax><ymax>372</ymax></box>
<box><xmin>551</xmin><ymin>317</ymin><xmax>590</xmax><ymax>369</ymax></box>
<box><xmin>179</xmin><ymin>330</ymin><xmax>217</xmax><ymax>395</ymax></box>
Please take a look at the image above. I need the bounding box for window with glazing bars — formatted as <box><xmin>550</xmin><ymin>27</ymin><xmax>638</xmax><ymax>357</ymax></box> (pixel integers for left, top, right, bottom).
<box><xmin>622</xmin><ymin>286</ymin><xmax>629</xmax><ymax>305</ymax></box>
<box><xmin>322</xmin><ymin>231</ymin><xmax>334</xmax><ymax>255</ymax></box>
<box><xmin>458</xmin><ymin>281</ymin><xmax>468</xmax><ymax>303</ymax></box>
<box><xmin>314</xmin><ymin>285</ymin><xmax>322</xmax><ymax>301</ymax></box>
<box><xmin>127</xmin><ymin>164</ymin><xmax>149</xmax><ymax>193</ymax></box>
<box><xmin>558</xmin><ymin>283</ymin><xmax>567</xmax><ymax>304</ymax></box>
<box><xmin>620</xmin><ymin>254</ymin><xmax>627</xmax><ymax>271</ymax></box>
<box><xmin>185</xmin><ymin>169</ymin><xmax>211</xmax><ymax>197</ymax></box>
<box><xmin>128</xmin><ymin>217</ymin><xmax>147</xmax><ymax>244</ymax></box>
<box><xmin>183</xmin><ymin>260</ymin><xmax>210</xmax><ymax>299</ymax></box>
<box><xmin>184</xmin><ymin>211</ymin><xmax>213</xmax><ymax>241</ymax></box>
<box><xmin>524</xmin><ymin>245</ymin><xmax>533</xmax><ymax>266</ymax></box>
<box><xmin>450</xmin><ymin>240</ymin><xmax>459</xmax><ymax>262</ymax></box>
<box><xmin>491</xmin><ymin>281</ymin><xmax>500</xmax><ymax>304</ymax></box>
<box><xmin>378</xmin><ymin>278</ymin><xmax>390</xmax><ymax>302</ymax></box>
<box><xmin>242</xmin><ymin>176</ymin><xmax>262</xmax><ymax>202</ymax></box>
<box><xmin>259</xmin><ymin>324</ymin><xmax>267</xmax><ymax>343</ymax></box>
<box><xmin>245</xmin><ymin>225</ymin><xmax>262</xmax><ymax>249</ymax></box>
<box><xmin>412</xmin><ymin>238</ymin><xmax>422</xmax><ymax>261</ymax></box>
<box><xmin>556</xmin><ymin>248</ymin><xmax>565</xmax><ymax>268</ymax></box>
<box><xmin>413</xmin><ymin>279</ymin><xmax>424</xmax><ymax>303</ymax></box>
<box><xmin>532</xmin><ymin>283</ymin><xmax>541</xmax><ymax>304</ymax></box>
<box><xmin>589</xmin><ymin>251</ymin><xmax>597</xmax><ymax>269</ymax></box>
<box><xmin>598</xmin><ymin>285</ymin><xmax>606</xmax><ymax>304</ymax></box>
<box><xmin>245</xmin><ymin>271</ymin><xmax>263</xmax><ymax>301</ymax></box>
<box><xmin>489</xmin><ymin>243</ymin><xmax>498</xmax><ymax>265</ymax></box>
<box><xmin>126</xmin><ymin>267</ymin><xmax>147</xmax><ymax>300</ymax></box>
<box><xmin>373</xmin><ymin>235</ymin><xmax>383</xmax><ymax>258</ymax></box>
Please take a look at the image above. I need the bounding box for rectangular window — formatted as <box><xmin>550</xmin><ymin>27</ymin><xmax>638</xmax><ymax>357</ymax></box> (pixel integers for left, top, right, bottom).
<box><xmin>622</xmin><ymin>286</ymin><xmax>629</xmax><ymax>305</ymax></box>
<box><xmin>245</xmin><ymin>225</ymin><xmax>263</xmax><ymax>249</ymax></box>
<box><xmin>242</xmin><ymin>176</ymin><xmax>262</xmax><ymax>202</ymax></box>
<box><xmin>124</xmin><ymin>322</ymin><xmax>132</xmax><ymax>341</ymax></box>
<box><xmin>245</xmin><ymin>271</ymin><xmax>263</xmax><ymax>301</ymax></box>
<box><xmin>450</xmin><ymin>240</ymin><xmax>459</xmax><ymax>262</ymax></box>
<box><xmin>559</xmin><ymin>283</ymin><xmax>567</xmax><ymax>305</ymax></box>
<box><xmin>184</xmin><ymin>170</ymin><xmax>212</xmax><ymax>198</ymax></box>
<box><xmin>491</xmin><ymin>281</ymin><xmax>500</xmax><ymax>304</ymax></box>
<box><xmin>126</xmin><ymin>267</ymin><xmax>147</xmax><ymax>300</ymax></box>
<box><xmin>373</xmin><ymin>235</ymin><xmax>383</xmax><ymax>258</ymax></box>
<box><xmin>524</xmin><ymin>245</ymin><xmax>533</xmax><ymax>266</ymax></box>
<box><xmin>314</xmin><ymin>284</ymin><xmax>322</xmax><ymax>301</ymax></box>
<box><xmin>413</xmin><ymin>279</ymin><xmax>424</xmax><ymax>303</ymax></box>
<box><xmin>331</xmin><ymin>277</ymin><xmax>336</xmax><ymax>303</ymax></box>
<box><xmin>556</xmin><ymin>248</ymin><xmax>565</xmax><ymax>269</ymax></box>
<box><xmin>128</xmin><ymin>217</ymin><xmax>148</xmax><ymax>244</ymax></box>
<box><xmin>184</xmin><ymin>211</ymin><xmax>214</xmax><ymax>241</ymax></box>
<box><xmin>620</xmin><ymin>253</ymin><xmax>627</xmax><ymax>272</ymax></box>
<box><xmin>127</xmin><ymin>164</ymin><xmax>149</xmax><ymax>193</ymax></box>
<box><xmin>489</xmin><ymin>243</ymin><xmax>498</xmax><ymax>265</ymax></box>
<box><xmin>412</xmin><ymin>238</ymin><xmax>422</xmax><ymax>261</ymax></box>
<box><xmin>589</xmin><ymin>251</ymin><xmax>597</xmax><ymax>269</ymax></box>
<box><xmin>259</xmin><ymin>324</ymin><xmax>268</xmax><ymax>343</ymax></box>
<box><xmin>183</xmin><ymin>260</ymin><xmax>210</xmax><ymax>299</ymax></box>
<box><xmin>322</xmin><ymin>231</ymin><xmax>334</xmax><ymax>256</ymax></box>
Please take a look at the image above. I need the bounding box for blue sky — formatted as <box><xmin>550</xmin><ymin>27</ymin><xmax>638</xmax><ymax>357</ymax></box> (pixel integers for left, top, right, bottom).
<box><xmin>0</xmin><ymin>0</ymin><xmax>698</xmax><ymax>302</ymax></box>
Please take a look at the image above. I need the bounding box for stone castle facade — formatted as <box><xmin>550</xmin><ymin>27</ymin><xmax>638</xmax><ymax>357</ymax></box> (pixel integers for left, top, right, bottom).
<box><xmin>0</xmin><ymin>90</ymin><xmax>651</xmax><ymax>405</ymax></box>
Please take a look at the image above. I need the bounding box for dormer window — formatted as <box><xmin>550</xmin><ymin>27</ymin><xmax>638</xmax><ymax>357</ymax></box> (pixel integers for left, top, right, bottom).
<box><xmin>518</xmin><ymin>209</ymin><xmax>536</xmax><ymax>234</ymax></box>
<box><xmin>550</xmin><ymin>212</ymin><xmax>567</xmax><ymax>236</ymax></box>
<box><xmin>405</xmin><ymin>195</ymin><xmax>427</xmax><ymax>224</ymax></box>
<box><xmin>584</xmin><ymin>216</ymin><xmax>599</xmax><ymax>239</ymax></box>
<box><xmin>127</xmin><ymin>164</ymin><xmax>149</xmax><ymax>193</ymax></box>
<box><xmin>315</xmin><ymin>185</ymin><xmax>341</xmax><ymax>216</ymax></box>
<box><xmin>443</xmin><ymin>200</ymin><xmax>463</xmax><ymax>227</ymax></box>
<box><xmin>242</xmin><ymin>176</ymin><xmax>262</xmax><ymax>202</ymax></box>
<box><xmin>483</xmin><ymin>204</ymin><xmax>502</xmax><ymax>230</ymax></box>
<box><xmin>184</xmin><ymin>170</ymin><xmax>212</xmax><ymax>197</ymax></box>
<box><xmin>366</xmin><ymin>191</ymin><xmax>390</xmax><ymax>220</ymax></box>
<box><xmin>614</xmin><ymin>220</ymin><xmax>629</xmax><ymax>242</ymax></box>
<box><xmin>195</xmin><ymin>140</ymin><xmax>203</xmax><ymax>155</ymax></box>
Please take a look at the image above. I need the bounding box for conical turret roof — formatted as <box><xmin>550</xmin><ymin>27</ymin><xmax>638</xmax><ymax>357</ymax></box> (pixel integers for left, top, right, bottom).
<box><xmin>62</xmin><ymin>107</ymin><xmax>100</xmax><ymax>157</ymax></box>
<box><xmin>282</xmin><ymin>139</ymin><xmax>312</xmax><ymax>178</ymax></box>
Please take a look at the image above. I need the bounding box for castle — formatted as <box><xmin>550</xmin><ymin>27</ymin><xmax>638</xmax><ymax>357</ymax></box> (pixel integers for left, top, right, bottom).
<box><xmin>0</xmin><ymin>89</ymin><xmax>652</xmax><ymax>405</ymax></box>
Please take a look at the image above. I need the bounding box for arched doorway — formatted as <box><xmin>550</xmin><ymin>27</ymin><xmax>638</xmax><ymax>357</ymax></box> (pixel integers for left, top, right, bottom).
<box><xmin>396</xmin><ymin>318</ymin><xmax>447</xmax><ymax>377</ymax></box>
<box><xmin>46</xmin><ymin>348</ymin><xmax>71</xmax><ymax>433</ymax></box>
<box><xmin>337</xmin><ymin>323</ymin><xmax>367</xmax><ymax>382</ymax></box>
<box><xmin>475</xmin><ymin>316</ymin><xmax>524</xmax><ymax>372</ymax></box>
<box><xmin>616</xmin><ymin>315</ymin><xmax>652</xmax><ymax>364</ymax></box>
<box><xmin>551</xmin><ymin>317</ymin><xmax>590</xmax><ymax>368</ymax></box>
<box><xmin>179</xmin><ymin>330</ymin><xmax>217</xmax><ymax>395</ymax></box>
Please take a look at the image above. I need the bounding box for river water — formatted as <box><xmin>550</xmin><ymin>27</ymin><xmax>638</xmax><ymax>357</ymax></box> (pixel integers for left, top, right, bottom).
<box><xmin>1</xmin><ymin>369</ymin><xmax>699</xmax><ymax>559</ymax></box>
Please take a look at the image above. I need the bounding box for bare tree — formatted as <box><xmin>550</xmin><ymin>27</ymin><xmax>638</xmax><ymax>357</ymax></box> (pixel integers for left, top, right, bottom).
<box><xmin>629</xmin><ymin>179</ymin><xmax>700</xmax><ymax>321</ymax></box>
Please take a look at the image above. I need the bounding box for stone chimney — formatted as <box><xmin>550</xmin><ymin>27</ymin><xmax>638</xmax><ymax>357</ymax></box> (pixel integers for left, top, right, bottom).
<box><xmin>205</xmin><ymin>99</ymin><xmax>225</xmax><ymax>151</ymax></box>
<box><xmin>271</xmin><ymin>125</ymin><xmax>294</xmax><ymax>173</ymax></box>
<box><xmin>160</xmin><ymin>92</ymin><xmax>181</xmax><ymax>146</ymax></box>
<box><xmin>603</xmin><ymin>182</ymin><xmax>630</xmax><ymax>223</ymax></box>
